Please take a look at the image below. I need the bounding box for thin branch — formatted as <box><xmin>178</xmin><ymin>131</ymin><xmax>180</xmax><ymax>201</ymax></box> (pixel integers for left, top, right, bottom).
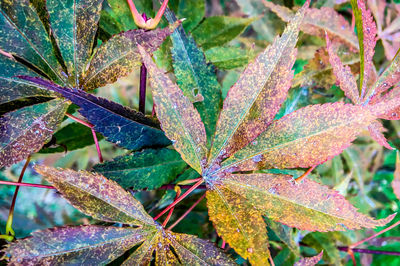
<box><xmin>338</xmin><ymin>247</ymin><xmax>400</xmax><ymax>256</ymax></box>
<box><xmin>0</xmin><ymin>180</ymin><xmax>55</xmax><ymax>189</ymax></box>
<box><xmin>159</xmin><ymin>184</ymin><xmax>207</xmax><ymax>190</ymax></box>
<box><xmin>167</xmin><ymin>193</ymin><xmax>206</xmax><ymax>230</ymax></box>
<box><xmin>295</xmin><ymin>165</ymin><xmax>317</xmax><ymax>182</ymax></box>
<box><xmin>162</xmin><ymin>188</ymin><xmax>181</xmax><ymax>227</ymax></box>
<box><xmin>351</xmin><ymin>220</ymin><xmax>400</xmax><ymax>248</ymax></box>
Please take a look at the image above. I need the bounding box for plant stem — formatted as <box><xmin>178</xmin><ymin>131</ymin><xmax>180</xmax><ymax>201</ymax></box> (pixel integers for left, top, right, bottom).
<box><xmin>0</xmin><ymin>180</ymin><xmax>55</xmax><ymax>189</ymax></box>
<box><xmin>5</xmin><ymin>157</ymin><xmax>31</xmax><ymax>237</ymax></box>
<box><xmin>154</xmin><ymin>179</ymin><xmax>204</xmax><ymax>221</ymax></box>
<box><xmin>350</xmin><ymin>220</ymin><xmax>400</xmax><ymax>248</ymax></box>
<box><xmin>138</xmin><ymin>13</ymin><xmax>149</xmax><ymax>114</ymax></box>
<box><xmin>66</xmin><ymin>113</ymin><xmax>103</xmax><ymax>163</ymax></box>
<box><xmin>162</xmin><ymin>189</ymin><xmax>181</xmax><ymax>227</ymax></box>
<box><xmin>167</xmin><ymin>193</ymin><xmax>206</xmax><ymax>230</ymax></box>
<box><xmin>338</xmin><ymin>247</ymin><xmax>400</xmax><ymax>256</ymax></box>
<box><xmin>159</xmin><ymin>184</ymin><xmax>207</xmax><ymax>190</ymax></box>
<box><xmin>221</xmin><ymin>240</ymin><xmax>226</xmax><ymax>249</ymax></box>
<box><xmin>295</xmin><ymin>165</ymin><xmax>316</xmax><ymax>182</ymax></box>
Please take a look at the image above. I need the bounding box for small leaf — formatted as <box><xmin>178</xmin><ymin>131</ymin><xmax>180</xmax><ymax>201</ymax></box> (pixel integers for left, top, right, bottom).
<box><xmin>205</xmin><ymin>46</ymin><xmax>253</xmax><ymax>70</ymax></box>
<box><xmin>206</xmin><ymin>188</ymin><xmax>271</xmax><ymax>265</ymax></box>
<box><xmin>47</xmin><ymin>0</ymin><xmax>104</xmax><ymax>87</ymax></box>
<box><xmin>294</xmin><ymin>251</ymin><xmax>323</xmax><ymax>266</ymax></box>
<box><xmin>219</xmin><ymin>102</ymin><xmax>375</xmax><ymax>172</ymax></box>
<box><xmin>0</xmin><ymin>0</ymin><xmax>64</xmax><ymax>83</ymax></box>
<box><xmin>20</xmin><ymin>76</ymin><xmax>171</xmax><ymax>150</ymax></box>
<box><xmin>0</xmin><ymin>98</ymin><xmax>68</xmax><ymax>168</ymax></box>
<box><xmin>4</xmin><ymin>225</ymin><xmax>150</xmax><ymax>265</ymax></box>
<box><xmin>140</xmin><ymin>47</ymin><xmax>208</xmax><ymax>174</ymax></box>
<box><xmin>220</xmin><ymin>173</ymin><xmax>395</xmax><ymax>231</ymax></box>
<box><xmin>392</xmin><ymin>151</ymin><xmax>400</xmax><ymax>201</ymax></box>
<box><xmin>208</xmin><ymin>1</ymin><xmax>308</xmax><ymax>167</ymax></box>
<box><xmin>34</xmin><ymin>165</ymin><xmax>155</xmax><ymax>226</ymax></box>
<box><xmin>93</xmin><ymin>148</ymin><xmax>187</xmax><ymax>190</ymax></box>
<box><xmin>191</xmin><ymin>16</ymin><xmax>256</xmax><ymax>50</ymax></box>
<box><xmin>83</xmin><ymin>22</ymin><xmax>179</xmax><ymax>90</ymax></box>
<box><xmin>165</xmin><ymin>9</ymin><xmax>222</xmax><ymax>147</ymax></box>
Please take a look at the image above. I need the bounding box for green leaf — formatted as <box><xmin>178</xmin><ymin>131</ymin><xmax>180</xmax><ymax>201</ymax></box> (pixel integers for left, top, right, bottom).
<box><xmin>294</xmin><ymin>251</ymin><xmax>323</xmax><ymax>266</ymax></box>
<box><xmin>4</xmin><ymin>225</ymin><xmax>150</xmax><ymax>265</ymax></box>
<box><xmin>191</xmin><ymin>16</ymin><xmax>256</xmax><ymax>50</ymax></box>
<box><xmin>39</xmin><ymin>122</ymin><xmax>104</xmax><ymax>153</ymax></box>
<box><xmin>205</xmin><ymin>46</ymin><xmax>253</xmax><ymax>70</ymax></box>
<box><xmin>47</xmin><ymin>0</ymin><xmax>104</xmax><ymax>87</ymax></box>
<box><xmin>165</xmin><ymin>9</ymin><xmax>222</xmax><ymax>147</ymax></box>
<box><xmin>0</xmin><ymin>0</ymin><xmax>64</xmax><ymax>83</ymax></box>
<box><xmin>93</xmin><ymin>148</ymin><xmax>187</xmax><ymax>190</ymax></box>
<box><xmin>302</xmin><ymin>232</ymin><xmax>340</xmax><ymax>264</ymax></box>
<box><xmin>174</xmin><ymin>0</ymin><xmax>205</xmax><ymax>32</ymax></box>
<box><xmin>140</xmin><ymin>47</ymin><xmax>208</xmax><ymax>174</ymax></box>
<box><xmin>83</xmin><ymin>22</ymin><xmax>179</xmax><ymax>90</ymax></box>
<box><xmin>265</xmin><ymin>218</ymin><xmax>300</xmax><ymax>257</ymax></box>
<box><xmin>0</xmin><ymin>98</ymin><xmax>68</xmax><ymax>168</ymax></box>
<box><xmin>207</xmin><ymin>187</ymin><xmax>271</xmax><ymax>265</ymax></box>
<box><xmin>34</xmin><ymin>165</ymin><xmax>156</xmax><ymax>226</ymax></box>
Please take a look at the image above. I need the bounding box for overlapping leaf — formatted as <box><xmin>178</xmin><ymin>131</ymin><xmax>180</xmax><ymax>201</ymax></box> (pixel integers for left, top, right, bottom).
<box><xmin>93</xmin><ymin>148</ymin><xmax>187</xmax><ymax>190</ymax></box>
<box><xmin>0</xmin><ymin>99</ymin><xmax>68</xmax><ymax>168</ymax></box>
<box><xmin>204</xmin><ymin>47</ymin><xmax>253</xmax><ymax>70</ymax></box>
<box><xmin>392</xmin><ymin>152</ymin><xmax>400</xmax><ymax>200</ymax></box>
<box><xmin>294</xmin><ymin>251</ymin><xmax>323</xmax><ymax>266</ymax></box>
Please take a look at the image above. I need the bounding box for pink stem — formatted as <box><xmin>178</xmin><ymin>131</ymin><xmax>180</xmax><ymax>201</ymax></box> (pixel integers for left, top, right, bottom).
<box><xmin>351</xmin><ymin>220</ymin><xmax>400</xmax><ymax>248</ymax></box>
<box><xmin>295</xmin><ymin>165</ymin><xmax>316</xmax><ymax>182</ymax></box>
<box><xmin>8</xmin><ymin>157</ymin><xmax>31</xmax><ymax>220</ymax></box>
<box><xmin>221</xmin><ymin>240</ymin><xmax>226</xmax><ymax>249</ymax></box>
<box><xmin>0</xmin><ymin>180</ymin><xmax>55</xmax><ymax>189</ymax></box>
<box><xmin>167</xmin><ymin>193</ymin><xmax>206</xmax><ymax>230</ymax></box>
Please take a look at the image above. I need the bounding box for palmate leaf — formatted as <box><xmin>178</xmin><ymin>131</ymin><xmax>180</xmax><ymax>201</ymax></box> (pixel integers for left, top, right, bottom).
<box><xmin>140</xmin><ymin>46</ymin><xmax>208</xmax><ymax>174</ymax></box>
<box><xmin>47</xmin><ymin>0</ymin><xmax>104</xmax><ymax>87</ymax></box>
<box><xmin>7</xmin><ymin>165</ymin><xmax>233</xmax><ymax>265</ymax></box>
<box><xmin>165</xmin><ymin>8</ymin><xmax>222</xmax><ymax>147</ymax></box>
<box><xmin>83</xmin><ymin>21</ymin><xmax>180</xmax><ymax>90</ymax></box>
<box><xmin>206</xmin><ymin>0</ymin><xmax>307</xmax><ymax>167</ymax></box>
<box><xmin>93</xmin><ymin>148</ymin><xmax>187</xmax><ymax>190</ymax></box>
<box><xmin>0</xmin><ymin>99</ymin><xmax>68</xmax><ymax>168</ymax></box>
<box><xmin>20</xmin><ymin>76</ymin><xmax>171</xmax><ymax>150</ymax></box>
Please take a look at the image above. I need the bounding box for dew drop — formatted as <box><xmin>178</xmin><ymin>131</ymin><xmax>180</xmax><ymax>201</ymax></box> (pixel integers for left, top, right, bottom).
<box><xmin>252</xmin><ymin>154</ymin><xmax>262</xmax><ymax>163</ymax></box>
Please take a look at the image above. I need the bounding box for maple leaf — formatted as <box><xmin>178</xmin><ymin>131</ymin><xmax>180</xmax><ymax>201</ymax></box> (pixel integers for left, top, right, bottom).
<box><xmin>2</xmin><ymin>165</ymin><xmax>233</xmax><ymax>265</ymax></box>
<box><xmin>135</xmin><ymin>1</ymin><xmax>395</xmax><ymax>264</ymax></box>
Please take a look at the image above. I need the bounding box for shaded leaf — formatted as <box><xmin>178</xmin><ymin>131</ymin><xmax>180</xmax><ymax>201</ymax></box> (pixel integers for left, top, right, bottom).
<box><xmin>191</xmin><ymin>16</ymin><xmax>255</xmax><ymax>50</ymax></box>
<box><xmin>4</xmin><ymin>225</ymin><xmax>149</xmax><ymax>265</ymax></box>
<box><xmin>205</xmin><ymin>46</ymin><xmax>253</xmax><ymax>70</ymax></box>
<box><xmin>294</xmin><ymin>251</ymin><xmax>323</xmax><ymax>266</ymax></box>
<box><xmin>0</xmin><ymin>0</ymin><xmax>64</xmax><ymax>83</ymax></box>
<box><xmin>20</xmin><ymin>76</ymin><xmax>171</xmax><ymax>150</ymax></box>
<box><xmin>302</xmin><ymin>232</ymin><xmax>340</xmax><ymax>264</ymax></box>
<box><xmin>165</xmin><ymin>9</ymin><xmax>221</xmax><ymax>147</ymax></box>
<box><xmin>392</xmin><ymin>151</ymin><xmax>400</xmax><ymax>201</ymax></box>
<box><xmin>47</xmin><ymin>0</ymin><xmax>104</xmax><ymax>87</ymax></box>
<box><xmin>207</xmin><ymin>1</ymin><xmax>308</xmax><ymax>167</ymax></box>
<box><xmin>265</xmin><ymin>218</ymin><xmax>300</xmax><ymax>256</ymax></box>
<box><xmin>93</xmin><ymin>148</ymin><xmax>187</xmax><ymax>190</ymax></box>
<box><xmin>0</xmin><ymin>99</ymin><xmax>68</xmax><ymax>168</ymax></box>
<box><xmin>219</xmin><ymin>103</ymin><xmax>375</xmax><ymax>172</ymax></box>
<box><xmin>219</xmin><ymin>173</ymin><xmax>395</xmax><ymax>231</ymax></box>
<box><xmin>34</xmin><ymin>165</ymin><xmax>155</xmax><ymax>226</ymax></box>
<box><xmin>140</xmin><ymin>47</ymin><xmax>207</xmax><ymax>174</ymax></box>
<box><xmin>206</xmin><ymin>188</ymin><xmax>270</xmax><ymax>265</ymax></box>
<box><xmin>83</xmin><ymin>22</ymin><xmax>179</xmax><ymax>90</ymax></box>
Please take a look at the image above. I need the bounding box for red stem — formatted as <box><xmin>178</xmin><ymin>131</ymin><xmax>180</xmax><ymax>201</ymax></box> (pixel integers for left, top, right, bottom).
<box><xmin>154</xmin><ymin>179</ymin><xmax>204</xmax><ymax>221</ymax></box>
<box><xmin>162</xmin><ymin>189</ymin><xmax>181</xmax><ymax>227</ymax></box>
<box><xmin>221</xmin><ymin>240</ymin><xmax>226</xmax><ymax>249</ymax></box>
<box><xmin>159</xmin><ymin>184</ymin><xmax>207</xmax><ymax>190</ymax></box>
<box><xmin>338</xmin><ymin>247</ymin><xmax>400</xmax><ymax>256</ymax></box>
<box><xmin>167</xmin><ymin>193</ymin><xmax>206</xmax><ymax>230</ymax></box>
<box><xmin>8</xmin><ymin>157</ymin><xmax>31</xmax><ymax>220</ymax></box>
<box><xmin>295</xmin><ymin>165</ymin><xmax>316</xmax><ymax>182</ymax></box>
<box><xmin>0</xmin><ymin>180</ymin><xmax>55</xmax><ymax>189</ymax></box>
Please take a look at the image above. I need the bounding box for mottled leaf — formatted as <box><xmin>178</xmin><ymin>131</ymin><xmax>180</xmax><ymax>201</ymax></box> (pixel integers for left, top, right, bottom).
<box><xmin>20</xmin><ymin>76</ymin><xmax>171</xmax><ymax>150</ymax></box>
<box><xmin>219</xmin><ymin>103</ymin><xmax>375</xmax><ymax>172</ymax></box>
<box><xmin>191</xmin><ymin>16</ymin><xmax>255</xmax><ymax>50</ymax></box>
<box><xmin>206</xmin><ymin>188</ymin><xmax>270</xmax><ymax>265</ymax></box>
<box><xmin>165</xmin><ymin>9</ymin><xmax>222</xmax><ymax>147</ymax></box>
<box><xmin>265</xmin><ymin>218</ymin><xmax>300</xmax><ymax>256</ymax></box>
<box><xmin>375</xmin><ymin>86</ymin><xmax>400</xmax><ymax>120</ymax></box>
<box><xmin>294</xmin><ymin>251</ymin><xmax>323</xmax><ymax>266</ymax></box>
<box><xmin>264</xmin><ymin>2</ymin><xmax>359</xmax><ymax>50</ymax></box>
<box><xmin>93</xmin><ymin>148</ymin><xmax>187</xmax><ymax>190</ymax></box>
<box><xmin>4</xmin><ymin>225</ymin><xmax>150</xmax><ymax>265</ymax></box>
<box><xmin>140</xmin><ymin>47</ymin><xmax>207</xmax><ymax>174</ymax></box>
<box><xmin>368</xmin><ymin>120</ymin><xmax>393</xmax><ymax>150</ymax></box>
<box><xmin>392</xmin><ymin>151</ymin><xmax>400</xmax><ymax>201</ymax></box>
<box><xmin>0</xmin><ymin>0</ymin><xmax>64</xmax><ymax>83</ymax></box>
<box><xmin>34</xmin><ymin>165</ymin><xmax>155</xmax><ymax>226</ymax></box>
<box><xmin>219</xmin><ymin>173</ymin><xmax>395</xmax><ymax>231</ymax></box>
<box><xmin>83</xmin><ymin>22</ymin><xmax>179</xmax><ymax>90</ymax></box>
<box><xmin>207</xmin><ymin>1</ymin><xmax>309</xmax><ymax>168</ymax></box>
<box><xmin>205</xmin><ymin>46</ymin><xmax>253</xmax><ymax>70</ymax></box>
<box><xmin>0</xmin><ymin>99</ymin><xmax>67</xmax><ymax>168</ymax></box>
<box><xmin>174</xmin><ymin>0</ymin><xmax>204</xmax><ymax>32</ymax></box>
<box><xmin>47</xmin><ymin>0</ymin><xmax>104</xmax><ymax>87</ymax></box>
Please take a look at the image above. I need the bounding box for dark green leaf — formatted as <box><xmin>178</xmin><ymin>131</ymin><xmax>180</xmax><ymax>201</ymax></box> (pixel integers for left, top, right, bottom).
<box><xmin>205</xmin><ymin>46</ymin><xmax>253</xmax><ymax>70</ymax></box>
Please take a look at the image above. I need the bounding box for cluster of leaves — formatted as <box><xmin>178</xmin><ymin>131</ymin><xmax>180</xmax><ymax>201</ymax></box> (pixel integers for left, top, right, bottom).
<box><xmin>2</xmin><ymin>0</ymin><xmax>400</xmax><ymax>265</ymax></box>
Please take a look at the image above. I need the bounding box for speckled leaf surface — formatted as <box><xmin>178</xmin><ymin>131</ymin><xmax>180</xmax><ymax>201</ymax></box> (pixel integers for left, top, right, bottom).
<box><xmin>34</xmin><ymin>165</ymin><xmax>155</xmax><ymax>226</ymax></box>
<box><xmin>205</xmin><ymin>46</ymin><xmax>253</xmax><ymax>70</ymax></box>
<box><xmin>374</xmin><ymin>86</ymin><xmax>400</xmax><ymax>120</ymax></box>
<box><xmin>21</xmin><ymin>76</ymin><xmax>170</xmax><ymax>150</ymax></box>
<box><xmin>83</xmin><ymin>22</ymin><xmax>179</xmax><ymax>90</ymax></box>
<box><xmin>326</xmin><ymin>35</ymin><xmax>360</xmax><ymax>104</ymax></box>
<box><xmin>368</xmin><ymin>120</ymin><xmax>392</xmax><ymax>150</ymax></box>
<box><xmin>4</xmin><ymin>225</ymin><xmax>150</xmax><ymax>265</ymax></box>
<box><xmin>0</xmin><ymin>0</ymin><xmax>64</xmax><ymax>83</ymax></box>
<box><xmin>264</xmin><ymin>2</ymin><xmax>359</xmax><ymax>50</ymax></box>
<box><xmin>173</xmin><ymin>0</ymin><xmax>204</xmax><ymax>32</ymax></box>
<box><xmin>191</xmin><ymin>16</ymin><xmax>255</xmax><ymax>50</ymax></box>
<box><xmin>294</xmin><ymin>251</ymin><xmax>323</xmax><ymax>266</ymax></box>
<box><xmin>219</xmin><ymin>103</ymin><xmax>375</xmax><ymax>172</ymax></box>
<box><xmin>265</xmin><ymin>218</ymin><xmax>300</xmax><ymax>256</ymax></box>
<box><xmin>93</xmin><ymin>148</ymin><xmax>187</xmax><ymax>190</ymax></box>
<box><xmin>0</xmin><ymin>99</ymin><xmax>67</xmax><ymax>168</ymax></box>
<box><xmin>392</xmin><ymin>152</ymin><xmax>400</xmax><ymax>200</ymax></box>
<box><xmin>165</xmin><ymin>9</ymin><xmax>221</xmax><ymax>147</ymax></box>
<box><xmin>207</xmin><ymin>1</ymin><xmax>308</xmax><ymax>168</ymax></box>
<box><xmin>206</xmin><ymin>187</ymin><xmax>270</xmax><ymax>265</ymax></box>
<box><xmin>141</xmin><ymin>47</ymin><xmax>207</xmax><ymax>174</ymax></box>
<box><xmin>220</xmin><ymin>173</ymin><xmax>395</xmax><ymax>231</ymax></box>
<box><xmin>0</xmin><ymin>55</ymin><xmax>54</xmax><ymax>104</ymax></box>
<box><xmin>47</xmin><ymin>0</ymin><xmax>103</xmax><ymax>87</ymax></box>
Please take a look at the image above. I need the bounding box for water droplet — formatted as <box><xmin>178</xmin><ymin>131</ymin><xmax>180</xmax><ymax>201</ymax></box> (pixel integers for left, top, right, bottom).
<box><xmin>252</xmin><ymin>154</ymin><xmax>262</xmax><ymax>163</ymax></box>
